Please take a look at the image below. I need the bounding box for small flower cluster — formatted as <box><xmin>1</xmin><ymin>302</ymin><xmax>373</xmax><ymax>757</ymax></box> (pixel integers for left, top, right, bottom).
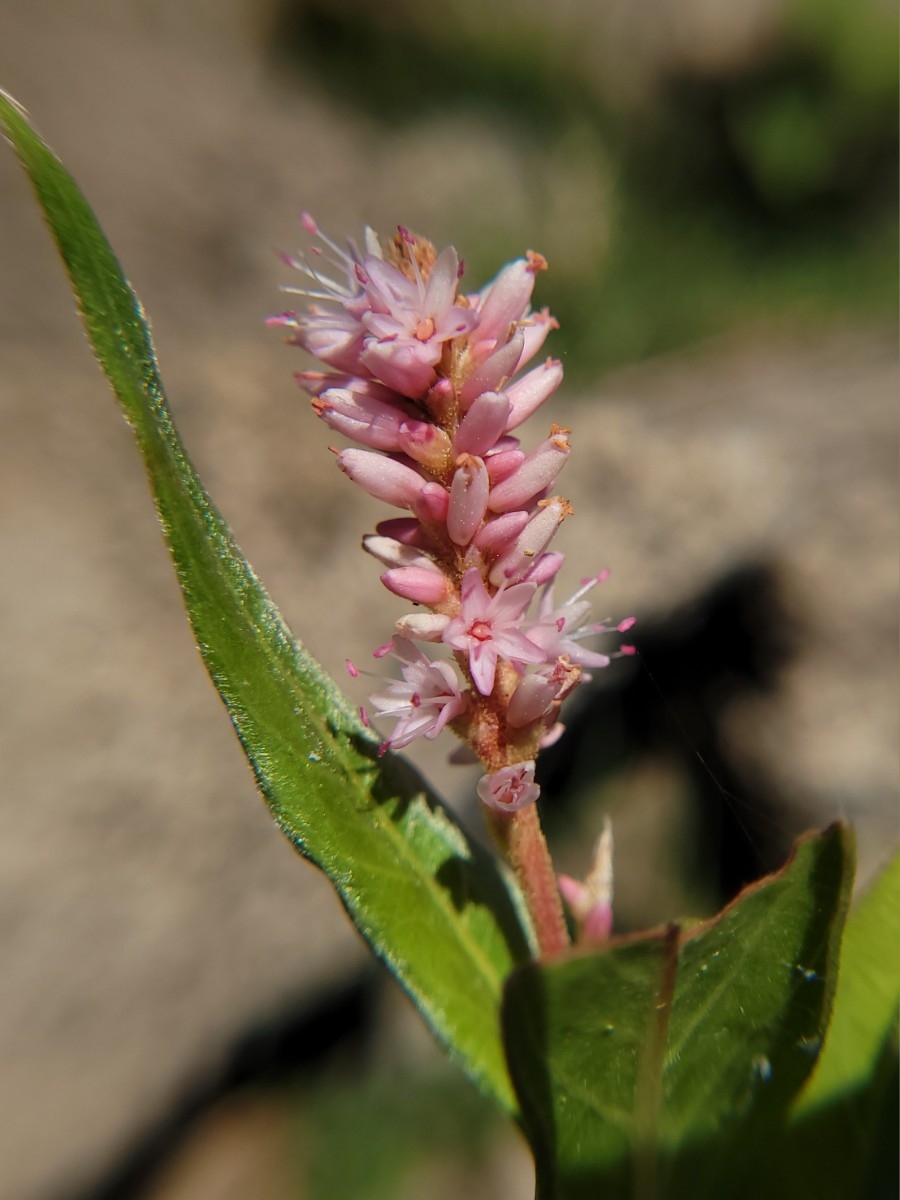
<box><xmin>270</xmin><ymin>216</ymin><xmax>633</xmax><ymax>817</ymax></box>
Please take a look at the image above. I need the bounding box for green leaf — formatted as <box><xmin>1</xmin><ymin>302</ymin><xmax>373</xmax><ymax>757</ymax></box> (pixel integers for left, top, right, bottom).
<box><xmin>799</xmin><ymin>850</ymin><xmax>900</xmax><ymax>1111</ymax></box>
<box><xmin>504</xmin><ymin>929</ymin><xmax>681</xmax><ymax>1199</ymax></box>
<box><xmin>766</xmin><ymin>852</ymin><xmax>900</xmax><ymax>1200</ymax></box>
<box><xmin>0</xmin><ymin>89</ymin><xmax>529</xmax><ymax>1114</ymax></box>
<box><xmin>503</xmin><ymin>824</ymin><xmax>855</xmax><ymax>1199</ymax></box>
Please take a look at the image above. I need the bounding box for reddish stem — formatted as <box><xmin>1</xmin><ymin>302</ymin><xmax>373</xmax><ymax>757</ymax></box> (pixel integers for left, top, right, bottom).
<box><xmin>501</xmin><ymin>803</ymin><xmax>570</xmax><ymax>958</ymax></box>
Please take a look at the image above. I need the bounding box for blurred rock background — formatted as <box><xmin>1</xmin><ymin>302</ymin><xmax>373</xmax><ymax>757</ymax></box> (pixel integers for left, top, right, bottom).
<box><xmin>0</xmin><ymin>0</ymin><xmax>896</xmax><ymax>1197</ymax></box>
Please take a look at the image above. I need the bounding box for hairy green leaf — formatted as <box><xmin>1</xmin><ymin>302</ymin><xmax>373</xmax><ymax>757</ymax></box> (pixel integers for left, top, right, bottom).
<box><xmin>0</xmin><ymin>89</ymin><xmax>529</xmax><ymax>1113</ymax></box>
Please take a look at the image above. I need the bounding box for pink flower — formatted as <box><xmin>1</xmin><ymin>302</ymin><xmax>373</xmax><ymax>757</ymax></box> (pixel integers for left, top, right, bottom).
<box><xmin>358</xmin><ymin>241</ymin><xmax>476</xmax><ymax>397</ymax></box>
<box><xmin>476</xmin><ymin>761</ymin><xmax>540</xmax><ymax>813</ymax></box>
<box><xmin>526</xmin><ymin>573</ymin><xmax>618</xmax><ymax>670</ymax></box>
<box><xmin>269</xmin><ymin>213</ymin><xmax>373</xmax><ymax>373</ymax></box>
<box><xmin>368</xmin><ymin>639</ymin><xmax>467</xmax><ymax>751</ymax></box>
<box><xmin>442</xmin><ymin>569</ymin><xmax>545</xmax><ymax>695</ymax></box>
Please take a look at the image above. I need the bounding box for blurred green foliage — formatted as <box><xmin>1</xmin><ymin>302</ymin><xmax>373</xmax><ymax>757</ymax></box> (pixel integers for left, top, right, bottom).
<box><xmin>270</xmin><ymin>0</ymin><xmax>897</xmax><ymax>375</ymax></box>
<box><xmin>292</xmin><ymin>1063</ymin><xmax>505</xmax><ymax>1199</ymax></box>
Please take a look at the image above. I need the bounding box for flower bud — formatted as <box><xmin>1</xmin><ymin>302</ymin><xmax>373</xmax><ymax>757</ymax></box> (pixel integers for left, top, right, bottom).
<box><xmin>413</xmin><ymin>481</ymin><xmax>450</xmax><ymax>524</ymax></box>
<box><xmin>505</xmin><ymin>359</ymin><xmax>563</xmax><ymax>431</ymax></box>
<box><xmin>380</xmin><ymin>566</ymin><xmax>449</xmax><ymax>605</ymax></box>
<box><xmin>396</xmin><ymin>420</ymin><xmax>452</xmax><ymax>471</ymax></box>
<box><xmin>484</xmin><ymin>448</ymin><xmax>525</xmax><ymax>486</ymax></box>
<box><xmin>522</xmin><ymin>551</ymin><xmax>565</xmax><ymax>587</ymax></box>
<box><xmin>476</xmin><ymin>761</ymin><xmax>540</xmax><ymax>814</ymax></box>
<box><xmin>362</xmin><ymin>535</ymin><xmax>435</xmax><ymax>570</ymax></box>
<box><xmin>487</xmin><ymin>428</ymin><xmax>570</xmax><ymax>513</ymax></box>
<box><xmin>394</xmin><ymin>612</ymin><xmax>450</xmax><ymax>641</ymax></box>
<box><xmin>460</xmin><ymin>329</ymin><xmax>525</xmax><ymax>407</ymax></box>
<box><xmin>447</xmin><ymin>455</ymin><xmax>490</xmax><ymax>546</ymax></box>
<box><xmin>337</xmin><ymin>450</ymin><xmax>426</xmax><ymax>508</ymax></box>
<box><xmin>507</xmin><ymin>674</ymin><xmax>558</xmax><ymax>728</ymax></box>
<box><xmin>473</xmin><ymin>259</ymin><xmax>537</xmax><ymax>350</ymax></box>
<box><xmin>488</xmin><ymin>498</ymin><xmax>572</xmax><ymax>586</ymax></box>
<box><xmin>453</xmin><ymin>391</ymin><xmax>511</xmax><ymax>457</ymax></box>
<box><xmin>473</xmin><ymin>510</ymin><xmax>530</xmax><ymax>557</ymax></box>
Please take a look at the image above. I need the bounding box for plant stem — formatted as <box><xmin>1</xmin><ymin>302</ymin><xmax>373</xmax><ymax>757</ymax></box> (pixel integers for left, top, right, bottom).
<box><xmin>502</xmin><ymin>803</ymin><xmax>570</xmax><ymax>958</ymax></box>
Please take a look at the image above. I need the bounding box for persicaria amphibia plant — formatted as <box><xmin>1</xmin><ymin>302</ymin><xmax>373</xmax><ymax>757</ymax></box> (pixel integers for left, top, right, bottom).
<box><xmin>269</xmin><ymin>217</ymin><xmax>635</xmax><ymax>956</ymax></box>
<box><xmin>1</xmin><ymin>95</ymin><xmax>882</xmax><ymax>1194</ymax></box>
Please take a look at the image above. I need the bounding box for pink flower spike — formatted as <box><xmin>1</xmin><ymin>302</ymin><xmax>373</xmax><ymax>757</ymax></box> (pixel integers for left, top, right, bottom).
<box><xmin>442</xmin><ymin>569</ymin><xmax>544</xmax><ymax>696</ymax></box>
<box><xmin>380</xmin><ymin>566</ymin><xmax>449</xmax><ymax>605</ymax></box>
<box><xmin>447</xmin><ymin>455</ymin><xmax>490</xmax><ymax>547</ymax></box>
<box><xmin>476</xmin><ymin>761</ymin><xmax>540</xmax><ymax>814</ymax></box>
<box><xmin>487</xmin><ymin>428</ymin><xmax>571</xmax><ymax>513</ymax></box>
<box><xmin>505</xmin><ymin>359</ymin><xmax>564</xmax><ymax>431</ymax></box>
<box><xmin>453</xmin><ymin>391</ymin><xmax>512</xmax><ymax>457</ymax></box>
<box><xmin>337</xmin><ymin>449</ymin><xmax>426</xmax><ymax>509</ymax></box>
